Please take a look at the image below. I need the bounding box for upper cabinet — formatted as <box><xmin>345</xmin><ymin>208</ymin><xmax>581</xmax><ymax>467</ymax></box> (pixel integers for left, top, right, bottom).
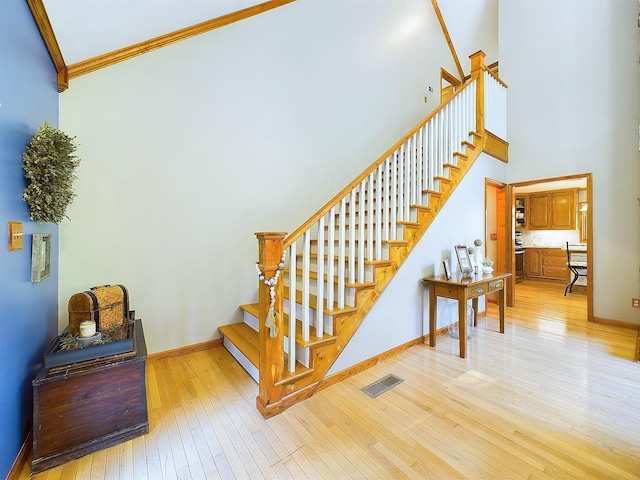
<box><xmin>515</xmin><ymin>195</ymin><xmax>528</xmax><ymax>230</ymax></box>
<box><xmin>527</xmin><ymin>188</ymin><xmax>576</xmax><ymax>230</ymax></box>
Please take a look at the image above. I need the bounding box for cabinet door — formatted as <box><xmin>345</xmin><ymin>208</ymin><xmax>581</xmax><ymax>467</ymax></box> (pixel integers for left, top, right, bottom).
<box><xmin>551</xmin><ymin>191</ymin><xmax>575</xmax><ymax>229</ymax></box>
<box><xmin>529</xmin><ymin>194</ymin><xmax>550</xmax><ymax>229</ymax></box>
<box><xmin>524</xmin><ymin>249</ymin><xmax>542</xmax><ymax>276</ymax></box>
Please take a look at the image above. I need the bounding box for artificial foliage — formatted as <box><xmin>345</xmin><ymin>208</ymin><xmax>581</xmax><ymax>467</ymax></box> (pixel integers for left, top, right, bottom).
<box><xmin>22</xmin><ymin>122</ymin><xmax>80</xmax><ymax>224</ymax></box>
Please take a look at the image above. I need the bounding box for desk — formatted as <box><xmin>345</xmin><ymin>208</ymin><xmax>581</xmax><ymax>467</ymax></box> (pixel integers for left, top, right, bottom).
<box><xmin>422</xmin><ymin>272</ymin><xmax>511</xmax><ymax>358</ymax></box>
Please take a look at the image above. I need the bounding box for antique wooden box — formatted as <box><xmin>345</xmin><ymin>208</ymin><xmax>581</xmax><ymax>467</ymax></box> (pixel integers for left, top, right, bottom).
<box><xmin>31</xmin><ymin>319</ymin><xmax>148</xmax><ymax>474</ymax></box>
<box><xmin>68</xmin><ymin>284</ymin><xmax>129</xmax><ymax>336</ymax></box>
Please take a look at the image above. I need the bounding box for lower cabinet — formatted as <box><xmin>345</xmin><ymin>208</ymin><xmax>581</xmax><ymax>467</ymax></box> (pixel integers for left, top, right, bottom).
<box><xmin>524</xmin><ymin>248</ymin><xmax>542</xmax><ymax>276</ymax></box>
<box><xmin>525</xmin><ymin>248</ymin><xmax>567</xmax><ymax>281</ymax></box>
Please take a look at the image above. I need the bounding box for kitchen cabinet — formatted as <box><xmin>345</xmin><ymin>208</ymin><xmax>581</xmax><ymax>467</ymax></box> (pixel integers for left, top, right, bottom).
<box><xmin>528</xmin><ymin>189</ymin><xmax>576</xmax><ymax>230</ymax></box>
<box><xmin>524</xmin><ymin>248</ymin><xmax>542</xmax><ymax>276</ymax></box>
<box><xmin>515</xmin><ymin>195</ymin><xmax>528</xmax><ymax>230</ymax></box>
<box><xmin>524</xmin><ymin>248</ymin><xmax>567</xmax><ymax>281</ymax></box>
<box><xmin>541</xmin><ymin>249</ymin><xmax>567</xmax><ymax>280</ymax></box>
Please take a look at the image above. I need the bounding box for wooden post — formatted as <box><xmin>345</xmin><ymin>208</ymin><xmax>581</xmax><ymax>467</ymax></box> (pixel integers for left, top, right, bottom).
<box><xmin>470</xmin><ymin>50</ymin><xmax>486</xmax><ymax>137</ymax></box>
<box><xmin>255</xmin><ymin>232</ymin><xmax>286</xmax><ymax>417</ymax></box>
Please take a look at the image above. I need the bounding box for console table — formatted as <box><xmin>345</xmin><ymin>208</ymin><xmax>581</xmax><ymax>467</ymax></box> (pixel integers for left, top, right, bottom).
<box><xmin>422</xmin><ymin>272</ymin><xmax>511</xmax><ymax>358</ymax></box>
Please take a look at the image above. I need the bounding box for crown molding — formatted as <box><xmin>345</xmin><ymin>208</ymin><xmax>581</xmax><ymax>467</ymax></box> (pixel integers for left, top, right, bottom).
<box><xmin>26</xmin><ymin>0</ymin><xmax>69</xmax><ymax>92</ymax></box>
<box><xmin>27</xmin><ymin>0</ymin><xmax>295</xmax><ymax>92</ymax></box>
<box><xmin>67</xmin><ymin>0</ymin><xmax>295</xmax><ymax>82</ymax></box>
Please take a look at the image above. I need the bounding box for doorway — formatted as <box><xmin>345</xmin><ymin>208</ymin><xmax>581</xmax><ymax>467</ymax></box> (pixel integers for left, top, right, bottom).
<box><xmin>484</xmin><ymin>179</ymin><xmax>507</xmax><ymax>305</ymax></box>
<box><xmin>509</xmin><ymin>174</ymin><xmax>593</xmax><ymax>321</ymax></box>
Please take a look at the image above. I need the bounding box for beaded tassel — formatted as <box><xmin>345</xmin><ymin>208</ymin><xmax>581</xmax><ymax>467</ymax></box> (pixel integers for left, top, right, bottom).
<box><xmin>256</xmin><ymin>251</ymin><xmax>287</xmax><ymax>338</ymax></box>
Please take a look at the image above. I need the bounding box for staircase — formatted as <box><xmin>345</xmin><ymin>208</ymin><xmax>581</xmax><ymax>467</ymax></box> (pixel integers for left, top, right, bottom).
<box><xmin>219</xmin><ymin>51</ymin><xmax>508</xmax><ymax>418</ymax></box>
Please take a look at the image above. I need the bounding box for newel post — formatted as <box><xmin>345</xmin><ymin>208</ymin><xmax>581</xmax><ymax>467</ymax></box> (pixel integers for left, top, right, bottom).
<box><xmin>470</xmin><ymin>50</ymin><xmax>486</xmax><ymax>136</ymax></box>
<box><xmin>255</xmin><ymin>232</ymin><xmax>286</xmax><ymax>416</ymax></box>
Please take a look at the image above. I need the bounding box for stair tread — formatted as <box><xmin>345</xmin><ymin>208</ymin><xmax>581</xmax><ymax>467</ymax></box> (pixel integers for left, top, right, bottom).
<box><xmin>283</xmin><ymin>286</ymin><xmax>359</xmax><ymax>316</ymax></box>
<box><xmin>290</xmin><ymin>268</ymin><xmax>376</xmax><ymax>290</ymax></box>
<box><xmin>219</xmin><ymin>322</ymin><xmax>259</xmax><ymax>367</ymax></box>
<box><xmin>239</xmin><ymin>303</ymin><xmax>339</xmax><ymax>349</ymax></box>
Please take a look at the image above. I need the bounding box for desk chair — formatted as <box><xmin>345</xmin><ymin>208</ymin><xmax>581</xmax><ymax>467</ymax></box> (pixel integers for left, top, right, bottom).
<box><xmin>564</xmin><ymin>242</ymin><xmax>587</xmax><ymax>296</ymax></box>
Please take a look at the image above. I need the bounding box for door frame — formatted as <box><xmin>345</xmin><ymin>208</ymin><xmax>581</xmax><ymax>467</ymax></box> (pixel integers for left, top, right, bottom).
<box><xmin>509</xmin><ymin>173</ymin><xmax>593</xmax><ymax>321</ymax></box>
<box><xmin>484</xmin><ymin>178</ymin><xmax>511</xmax><ymax>306</ymax></box>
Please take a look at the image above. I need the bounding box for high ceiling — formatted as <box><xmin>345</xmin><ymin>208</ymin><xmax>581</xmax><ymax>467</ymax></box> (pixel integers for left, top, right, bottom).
<box><xmin>41</xmin><ymin>0</ymin><xmax>268</xmax><ymax>66</ymax></box>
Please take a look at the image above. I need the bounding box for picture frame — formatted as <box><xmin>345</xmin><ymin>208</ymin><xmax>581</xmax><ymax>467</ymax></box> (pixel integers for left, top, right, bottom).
<box><xmin>31</xmin><ymin>234</ymin><xmax>52</xmax><ymax>282</ymax></box>
<box><xmin>442</xmin><ymin>260</ymin><xmax>451</xmax><ymax>280</ymax></box>
<box><xmin>454</xmin><ymin>244</ymin><xmax>473</xmax><ymax>276</ymax></box>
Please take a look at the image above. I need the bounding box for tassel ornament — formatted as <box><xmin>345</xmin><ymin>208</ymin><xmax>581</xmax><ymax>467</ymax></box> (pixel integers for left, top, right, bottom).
<box><xmin>256</xmin><ymin>251</ymin><xmax>287</xmax><ymax>338</ymax></box>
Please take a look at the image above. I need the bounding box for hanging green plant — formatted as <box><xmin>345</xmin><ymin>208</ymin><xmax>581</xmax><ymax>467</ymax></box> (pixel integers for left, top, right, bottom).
<box><xmin>22</xmin><ymin>122</ymin><xmax>81</xmax><ymax>224</ymax></box>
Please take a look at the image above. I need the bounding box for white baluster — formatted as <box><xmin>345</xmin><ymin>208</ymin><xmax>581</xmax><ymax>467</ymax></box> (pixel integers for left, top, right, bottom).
<box><xmin>358</xmin><ymin>180</ymin><xmax>366</xmax><ymax>283</ymax></box>
<box><xmin>316</xmin><ymin>216</ymin><xmax>324</xmax><ymax>338</ymax></box>
<box><xmin>288</xmin><ymin>243</ymin><xmax>296</xmax><ymax>373</ymax></box>
<box><xmin>338</xmin><ymin>198</ymin><xmax>346</xmax><ymax>309</ymax></box>
<box><xmin>367</xmin><ymin>172</ymin><xmax>374</xmax><ymax>262</ymax></box>
<box><xmin>375</xmin><ymin>166</ymin><xmax>382</xmax><ymax>260</ymax></box>
<box><xmin>327</xmin><ymin>206</ymin><xmax>335</xmax><ymax>313</ymax></box>
<box><xmin>383</xmin><ymin>157</ymin><xmax>391</xmax><ymax>242</ymax></box>
<box><xmin>302</xmin><ymin>230</ymin><xmax>310</xmax><ymax>342</ymax></box>
<box><xmin>348</xmin><ymin>189</ymin><xmax>356</xmax><ymax>285</ymax></box>
<box><xmin>390</xmin><ymin>152</ymin><xmax>397</xmax><ymax>239</ymax></box>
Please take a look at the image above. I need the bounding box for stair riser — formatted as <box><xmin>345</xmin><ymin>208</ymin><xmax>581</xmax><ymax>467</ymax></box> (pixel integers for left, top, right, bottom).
<box><xmin>223</xmin><ymin>337</ymin><xmax>259</xmax><ymax>383</ymax></box>
<box><xmin>287</xmin><ymin>259</ymin><xmax>375</xmax><ymax>284</ymax></box>
<box><xmin>309</xmin><ymin>240</ymin><xmax>391</xmax><ymax>259</ymax></box>
<box><xmin>284</xmin><ymin>299</ymin><xmax>335</xmax><ymax>334</ymax></box>
<box><xmin>284</xmin><ymin>279</ymin><xmax>358</xmax><ymax>307</ymax></box>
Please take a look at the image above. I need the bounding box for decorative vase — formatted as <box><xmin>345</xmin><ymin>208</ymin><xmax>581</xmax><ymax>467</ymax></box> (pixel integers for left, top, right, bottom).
<box><xmin>482</xmin><ymin>266</ymin><xmax>494</xmax><ymax>274</ymax></box>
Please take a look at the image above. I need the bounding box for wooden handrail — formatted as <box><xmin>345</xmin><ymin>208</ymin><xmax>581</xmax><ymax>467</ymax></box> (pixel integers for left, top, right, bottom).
<box><xmin>485</xmin><ymin>67</ymin><xmax>508</xmax><ymax>89</ymax></box>
<box><xmin>283</xmin><ymin>75</ymin><xmax>476</xmax><ymax>250</ymax></box>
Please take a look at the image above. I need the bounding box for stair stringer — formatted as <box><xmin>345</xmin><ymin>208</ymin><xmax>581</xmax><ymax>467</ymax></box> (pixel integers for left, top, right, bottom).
<box><xmin>261</xmin><ymin>132</ymin><xmax>486</xmax><ymax>415</ymax></box>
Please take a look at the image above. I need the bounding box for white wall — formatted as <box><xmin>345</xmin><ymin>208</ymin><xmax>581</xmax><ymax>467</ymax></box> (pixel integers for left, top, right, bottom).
<box><xmin>499</xmin><ymin>0</ymin><xmax>640</xmax><ymax>324</ymax></box>
<box><xmin>330</xmin><ymin>153</ymin><xmax>507</xmax><ymax>373</ymax></box>
<box><xmin>59</xmin><ymin>0</ymin><xmax>499</xmax><ymax>353</ymax></box>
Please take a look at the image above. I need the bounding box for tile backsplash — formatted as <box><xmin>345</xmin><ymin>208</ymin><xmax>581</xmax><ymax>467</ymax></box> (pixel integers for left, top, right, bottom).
<box><xmin>519</xmin><ymin>230</ymin><xmax>580</xmax><ymax>248</ymax></box>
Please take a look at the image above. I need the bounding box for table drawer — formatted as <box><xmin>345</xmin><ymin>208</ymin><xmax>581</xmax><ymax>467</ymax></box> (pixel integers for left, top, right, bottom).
<box><xmin>468</xmin><ymin>284</ymin><xmax>487</xmax><ymax>298</ymax></box>
<box><xmin>487</xmin><ymin>279</ymin><xmax>504</xmax><ymax>292</ymax></box>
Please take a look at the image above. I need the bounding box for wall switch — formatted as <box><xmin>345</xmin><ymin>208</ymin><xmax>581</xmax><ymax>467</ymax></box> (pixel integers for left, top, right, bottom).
<box><xmin>632</xmin><ymin>298</ymin><xmax>640</xmax><ymax>308</ymax></box>
<box><xmin>8</xmin><ymin>221</ymin><xmax>23</xmax><ymax>251</ymax></box>
<box><xmin>490</xmin><ymin>233</ymin><xmax>497</xmax><ymax>241</ymax></box>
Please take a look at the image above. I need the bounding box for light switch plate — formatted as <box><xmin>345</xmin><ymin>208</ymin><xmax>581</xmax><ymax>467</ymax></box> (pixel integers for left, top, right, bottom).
<box><xmin>8</xmin><ymin>221</ymin><xmax>23</xmax><ymax>251</ymax></box>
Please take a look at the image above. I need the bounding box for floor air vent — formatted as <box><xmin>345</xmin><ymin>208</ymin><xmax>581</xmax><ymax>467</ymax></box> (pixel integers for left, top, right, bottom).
<box><xmin>362</xmin><ymin>374</ymin><xmax>404</xmax><ymax>398</ymax></box>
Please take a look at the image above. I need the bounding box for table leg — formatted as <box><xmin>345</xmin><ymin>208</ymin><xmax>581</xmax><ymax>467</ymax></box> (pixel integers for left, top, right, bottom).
<box><xmin>471</xmin><ymin>297</ymin><xmax>479</xmax><ymax>327</ymax></box>
<box><xmin>429</xmin><ymin>284</ymin><xmax>437</xmax><ymax>347</ymax></box>
<box><xmin>498</xmin><ymin>287</ymin><xmax>505</xmax><ymax>333</ymax></box>
<box><xmin>458</xmin><ymin>293</ymin><xmax>467</xmax><ymax>358</ymax></box>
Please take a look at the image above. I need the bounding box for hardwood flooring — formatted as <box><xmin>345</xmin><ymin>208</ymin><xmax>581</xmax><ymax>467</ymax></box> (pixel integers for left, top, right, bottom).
<box><xmin>17</xmin><ymin>280</ymin><xmax>639</xmax><ymax>479</ymax></box>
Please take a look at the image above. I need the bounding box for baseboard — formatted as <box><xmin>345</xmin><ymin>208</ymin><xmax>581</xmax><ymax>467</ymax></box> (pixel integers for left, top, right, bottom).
<box><xmin>593</xmin><ymin>316</ymin><xmax>640</xmax><ymax>330</ymax></box>
<box><xmin>317</xmin><ymin>327</ymin><xmax>449</xmax><ymax>393</ymax></box>
<box><xmin>7</xmin><ymin>430</ymin><xmax>32</xmax><ymax>480</ymax></box>
<box><xmin>148</xmin><ymin>338</ymin><xmax>223</xmax><ymax>362</ymax></box>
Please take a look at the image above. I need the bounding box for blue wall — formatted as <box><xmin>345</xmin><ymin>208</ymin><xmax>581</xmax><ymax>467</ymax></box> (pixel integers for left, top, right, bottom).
<box><xmin>0</xmin><ymin>1</ymin><xmax>59</xmax><ymax>477</ymax></box>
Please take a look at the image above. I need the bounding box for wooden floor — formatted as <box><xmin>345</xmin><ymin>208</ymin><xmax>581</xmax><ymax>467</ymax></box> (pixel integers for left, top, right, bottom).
<box><xmin>17</xmin><ymin>280</ymin><xmax>640</xmax><ymax>479</ymax></box>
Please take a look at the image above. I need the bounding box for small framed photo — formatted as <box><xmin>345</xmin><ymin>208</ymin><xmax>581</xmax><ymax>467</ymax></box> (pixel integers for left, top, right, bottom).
<box><xmin>31</xmin><ymin>233</ymin><xmax>52</xmax><ymax>282</ymax></box>
<box><xmin>442</xmin><ymin>260</ymin><xmax>450</xmax><ymax>280</ymax></box>
<box><xmin>454</xmin><ymin>245</ymin><xmax>473</xmax><ymax>276</ymax></box>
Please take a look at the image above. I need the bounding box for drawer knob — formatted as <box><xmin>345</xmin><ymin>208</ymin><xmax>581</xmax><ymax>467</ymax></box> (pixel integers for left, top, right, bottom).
<box><xmin>476</xmin><ymin>288</ymin><xmax>483</xmax><ymax>293</ymax></box>
<box><xmin>493</xmin><ymin>283</ymin><xmax>500</xmax><ymax>288</ymax></box>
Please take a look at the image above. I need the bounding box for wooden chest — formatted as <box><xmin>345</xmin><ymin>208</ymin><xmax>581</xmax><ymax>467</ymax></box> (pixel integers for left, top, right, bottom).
<box><xmin>31</xmin><ymin>319</ymin><xmax>148</xmax><ymax>474</ymax></box>
<box><xmin>68</xmin><ymin>284</ymin><xmax>130</xmax><ymax>336</ymax></box>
